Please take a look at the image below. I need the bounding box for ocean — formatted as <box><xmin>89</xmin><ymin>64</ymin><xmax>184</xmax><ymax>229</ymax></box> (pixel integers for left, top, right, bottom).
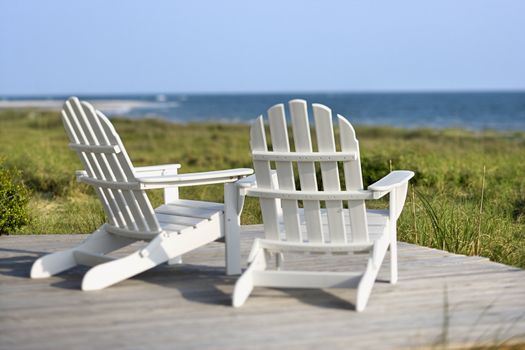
<box><xmin>4</xmin><ymin>92</ymin><xmax>525</xmax><ymax>130</ymax></box>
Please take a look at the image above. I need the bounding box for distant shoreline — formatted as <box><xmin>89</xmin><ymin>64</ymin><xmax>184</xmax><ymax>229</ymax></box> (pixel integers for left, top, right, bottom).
<box><xmin>2</xmin><ymin>92</ymin><xmax>524</xmax><ymax>131</ymax></box>
<box><xmin>0</xmin><ymin>99</ymin><xmax>156</xmax><ymax>113</ymax></box>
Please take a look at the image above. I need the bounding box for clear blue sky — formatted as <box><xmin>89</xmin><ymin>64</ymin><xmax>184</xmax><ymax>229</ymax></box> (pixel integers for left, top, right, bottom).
<box><xmin>1</xmin><ymin>0</ymin><xmax>524</xmax><ymax>95</ymax></box>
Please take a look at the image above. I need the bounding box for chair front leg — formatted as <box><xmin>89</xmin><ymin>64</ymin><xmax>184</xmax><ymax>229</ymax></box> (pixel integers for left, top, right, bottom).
<box><xmin>164</xmin><ymin>185</ymin><xmax>183</xmax><ymax>265</ymax></box>
<box><xmin>390</xmin><ymin>224</ymin><xmax>398</xmax><ymax>284</ymax></box>
<box><xmin>232</xmin><ymin>246</ymin><xmax>266</xmax><ymax>307</ymax></box>
<box><xmin>30</xmin><ymin>227</ymin><xmax>134</xmax><ymax>278</ymax></box>
<box><xmin>389</xmin><ymin>189</ymin><xmax>400</xmax><ymax>284</ymax></box>
<box><xmin>224</xmin><ymin>182</ymin><xmax>242</xmax><ymax>275</ymax></box>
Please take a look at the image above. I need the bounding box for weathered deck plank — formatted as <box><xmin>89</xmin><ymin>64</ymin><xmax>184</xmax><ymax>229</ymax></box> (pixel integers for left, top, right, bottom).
<box><xmin>1</xmin><ymin>225</ymin><xmax>524</xmax><ymax>350</ymax></box>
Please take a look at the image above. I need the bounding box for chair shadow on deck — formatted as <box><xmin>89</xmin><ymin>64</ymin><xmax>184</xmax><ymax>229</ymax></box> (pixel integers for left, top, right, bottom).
<box><xmin>130</xmin><ymin>263</ymin><xmax>371</xmax><ymax>310</ymax></box>
<box><xmin>1</xmin><ymin>245</ymin><xmax>387</xmax><ymax>311</ymax></box>
<box><xmin>43</xmin><ymin>259</ymin><xmax>369</xmax><ymax>310</ymax></box>
<box><xmin>135</xmin><ymin>264</ymin><xmax>236</xmax><ymax>306</ymax></box>
<box><xmin>0</xmin><ymin>247</ymin><xmax>92</xmax><ymax>289</ymax></box>
<box><xmin>0</xmin><ymin>247</ymin><xmax>47</xmax><ymax>278</ymax></box>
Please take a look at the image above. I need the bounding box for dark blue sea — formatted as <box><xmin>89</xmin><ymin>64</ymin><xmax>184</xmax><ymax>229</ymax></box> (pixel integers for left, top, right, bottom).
<box><xmin>5</xmin><ymin>92</ymin><xmax>525</xmax><ymax>130</ymax></box>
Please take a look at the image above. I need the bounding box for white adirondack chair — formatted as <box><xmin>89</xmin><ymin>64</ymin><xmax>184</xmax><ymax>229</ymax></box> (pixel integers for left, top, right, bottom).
<box><xmin>232</xmin><ymin>100</ymin><xmax>414</xmax><ymax>311</ymax></box>
<box><xmin>30</xmin><ymin>97</ymin><xmax>253</xmax><ymax>291</ymax></box>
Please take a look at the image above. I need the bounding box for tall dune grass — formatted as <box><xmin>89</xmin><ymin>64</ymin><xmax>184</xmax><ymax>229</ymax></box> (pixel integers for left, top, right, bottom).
<box><xmin>0</xmin><ymin>109</ymin><xmax>523</xmax><ymax>268</ymax></box>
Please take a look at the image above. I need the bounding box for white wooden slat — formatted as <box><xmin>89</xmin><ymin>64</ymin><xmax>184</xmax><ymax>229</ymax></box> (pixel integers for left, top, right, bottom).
<box><xmin>103</xmin><ymin>225</ymin><xmax>159</xmax><ymax>240</ymax></box>
<box><xmin>368</xmin><ymin>170</ymin><xmax>414</xmax><ymax>191</ymax></box>
<box><xmin>338</xmin><ymin>115</ymin><xmax>369</xmax><ymax>242</ymax></box>
<box><xmin>76</xmin><ymin>176</ymin><xmax>140</xmax><ymax>190</ymax></box>
<box><xmin>79</xmin><ymin>102</ymin><xmax>139</xmax><ymax>232</ymax></box>
<box><xmin>268</xmin><ymin>104</ymin><xmax>302</xmax><ymax>242</ymax></box>
<box><xmin>253</xmin><ymin>270</ymin><xmax>362</xmax><ymax>289</ymax></box>
<box><xmin>154</xmin><ymin>213</ymin><xmax>203</xmax><ymax>227</ymax></box>
<box><xmin>157</xmin><ymin>222</ymin><xmax>190</xmax><ymax>233</ymax></box>
<box><xmin>84</xmin><ymin>103</ymin><xmax>149</xmax><ymax>233</ymax></box>
<box><xmin>60</xmin><ymin>108</ymin><xmax>117</xmax><ymax>226</ymax></box>
<box><xmin>294</xmin><ymin>208</ymin><xmax>387</xmax><ymax>243</ymax></box>
<box><xmin>68</xmin><ymin>143</ymin><xmax>121</xmax><ymax>153</ymax></box>
<box><xmin>133</xmin><ymin>189</ymin><xmax>161</xmax><ymax>232</ymax></box>
<box><xmin>251</xmin><ymin>116</ymin><xmax>280</xmax><ymax>240</ymax></box>
<box><xmin>258</xmin><ymin>239</ymin><xmax>373</xmax><ymax>254</ymax></box>
<box><xmin>289</xmin><ymin>99</ymin><xmax>324</xmax><ymax>243</ymax></box>
<box><xmin>312</xmin><ymin>104</ymin><xmax>346</xmax><ymax>243</ymax></box>
<box><xmin>63</xmin><ymin>99</ymin><xmax>122</xmax><ymax>227</ymax></box>
<box><xmin>164</xmin><ymin>199</ymin><xmax>224</xmax><ymax>212</ymax></box>
<box><xmin>245</xmin><ymin>188</ymin><xmax>380</xmax><ymax>200</ymax></box>
<box><xmin>252</xmin><ymin>151</ymin><xmax>356</xmax><ymax>162</ymax></box>
<box><xmin>67</xmin><ymin>99</ymin><xmax>127</xmax><ymax>229</ymax></box>
<box><xmin>157</xmin><ymin>214</ymin><xmax>192</xmax><ymax>231</ymax></box>
<box><xmin>96</xmin><ymin>110</ymin><xmax>161</xmax><ymax>233</ymax></box>
<box><xmin>95</xmin><ymin>110</ymin><xmax>135</xmax><ymax>181</ymax></box>
<box><xmin>156</xmin><ymin>204</ymin><xmax>221</xmax><ymax>220</ymax></box>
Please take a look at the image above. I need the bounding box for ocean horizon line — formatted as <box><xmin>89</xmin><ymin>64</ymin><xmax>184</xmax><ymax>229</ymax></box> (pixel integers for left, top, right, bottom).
<box><xmin>1</xmin><ymin>92</ymin><xmax>524</xmax><ymax>131</ymax></box>
<box><xmin>3</xmin><ymin>89</ymin><xmax>525</xmax><ymax>99</ymax></box>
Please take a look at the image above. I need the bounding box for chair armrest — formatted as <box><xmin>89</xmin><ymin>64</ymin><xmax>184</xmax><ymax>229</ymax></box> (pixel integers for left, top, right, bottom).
<box><xmin>368</xmin><ymin>170</ymin><xmax>414</xmax><ymax>192</ymax></box>
<box><xmin>134</xmin><ymin>163</ymin><xmax>182</xmax><ymax>177</ymax></box>
<box><xmin>137</xmin><ymin>168</ymin><xmax>254</xmax><ymax>189</ymax></box>
<box><xmin>236</xmin><ymin>170</ymin><xmax>279</xmax><ymax>190</ymax></box>
<box><xmin>236</xmin><ymin>174</ymin><xmax>257</xmax><ymax>189</ymax></box>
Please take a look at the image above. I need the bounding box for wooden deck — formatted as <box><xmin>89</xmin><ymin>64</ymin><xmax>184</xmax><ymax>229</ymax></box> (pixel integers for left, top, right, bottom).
<box><xmin>1</xmin><ymin>225</ymin><xmax>524</xmax><ymax>350</ymax></box>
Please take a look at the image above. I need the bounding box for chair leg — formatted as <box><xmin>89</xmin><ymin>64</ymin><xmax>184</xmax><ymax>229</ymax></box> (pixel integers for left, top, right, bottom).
<box><xmin>232</xmin><ymin>248</ymin><xmax>266</xmax><ymax>307</ymax></box>
<box><xmin>30</xmin><ymin>228</ymin><xmax>134</xmax><ymax>279</ymax></box>
<box><xmin>390</xmin><ymin>224</ymin><xmax>397</xmax><ymax>284</ymax></box>
<box><xmin>356</xmin><ymin>236</ymin><xmax>390</xmax><ymax>312</ymax></box>
<box><xmin>224</xmin><ymin>182</ymin><xmax>241</xmax><ymax>275</ymax></box>
<box><xmin>355</xmin><ymin>258</ymin><xmax>379</xmax><ymax>312</ymax></box>
<box><xmin>164</xmin><ymin>187</ymin><xmax>182</xmax><ymax>266</ymax></box>
<box><xmin>390</xmin><ymin>239</ymin><xmax>398</xmax><ymax>285</ymax></box>
<box><xmin>81</xmin><ymin>236</ymin><xmax>168</xmax><ymax>291</ymax></box>
<box><xmin>30</xmin><ymin>248</ymin><xmax>78</xmax><ymax>279</ymax></box>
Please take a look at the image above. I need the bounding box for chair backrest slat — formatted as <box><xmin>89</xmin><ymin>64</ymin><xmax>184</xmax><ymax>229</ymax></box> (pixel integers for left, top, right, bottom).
<box><xmin>289</xmin><ymin>100</ymin><xmax>324</xmax><ymax>243</ymax></box>
<box><xmin>251</xmin><ymin>101</ymin><xmax>369</xmax><ymax>245</ymax></box>
<box><xmin>250</xmin><ymin>116</ymin><xmax>280</xmax><ymax>240</ymax></box>
<box><xmin>61</xmin><ymin>97</ymin><xmax>161</xmax><ymax>235</ymax></box>
<box><xmin>338</xmin><ymin>115</ymin><xmax>369</xmax><ymax>242</ymax></box>
<box><xmin>77</xmin><ymin>102</ymin><xmax>138</xmax><ymax>232</ymax></box>
<box><xmin>87</xmin><ymin>105</ymin><xmax>144</xmax><ymax>232</ymax></box>
<box><xmin>268</xmin><ymin>104</ymin><xmax>302</xmax><ymax>242</ymax></box>
<box><xmin>312</xmin><ymin>104</ymin><xmax>347</xmax><ymax>243</ymax></box>
<box><xmin>92</xmin><ymin>109</ymin><xmax>160</xmax><ymax>233</ymax></box>
<box><xmin>63</xmin><ymin>100</ymin><xmax>124</xmax><ymax>227</ymax></box>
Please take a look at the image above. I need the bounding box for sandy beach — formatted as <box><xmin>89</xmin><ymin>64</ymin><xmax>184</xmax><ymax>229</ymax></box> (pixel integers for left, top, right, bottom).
<box><xmin>0</xmin><ymin>99</ymin><xmax>156</xmax><ymax>114</ymax></box>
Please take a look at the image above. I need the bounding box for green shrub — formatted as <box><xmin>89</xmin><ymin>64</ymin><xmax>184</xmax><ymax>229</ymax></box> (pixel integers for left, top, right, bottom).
<box><xmin>0</xmin><ymin>164</ymin><xmax>31</xmax><ymax>234</ymax></box>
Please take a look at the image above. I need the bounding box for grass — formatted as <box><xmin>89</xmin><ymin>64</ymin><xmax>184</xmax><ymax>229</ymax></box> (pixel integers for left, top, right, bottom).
<box><xmin>0</xmin><ymin>109</ymin><xmax>524</xmax><ymax>268</ymax></box>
